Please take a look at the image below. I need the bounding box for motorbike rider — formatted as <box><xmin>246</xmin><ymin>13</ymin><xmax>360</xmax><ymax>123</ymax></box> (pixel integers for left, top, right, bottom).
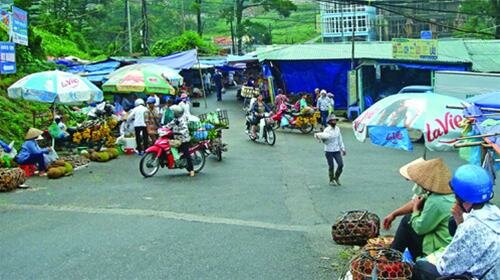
<box><xmin>166</xmin><ymin>105</ymin><xmax>194</xmax><ymax>177</ymax></box>
<box><xmin>250</xmin><ymin>95</ymin><xmax>271</xmax><ymax>139</ymax></box>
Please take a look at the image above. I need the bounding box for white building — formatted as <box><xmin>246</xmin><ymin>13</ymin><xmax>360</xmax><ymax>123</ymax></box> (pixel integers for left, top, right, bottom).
<box><xmin>319</xmin><ymin>3</ymin><xmax>377</xmax><ymax>42</ymax></box>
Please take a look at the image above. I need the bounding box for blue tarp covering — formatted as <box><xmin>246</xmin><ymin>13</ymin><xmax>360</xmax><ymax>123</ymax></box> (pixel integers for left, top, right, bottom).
<box><xmin>67</xmin><ymin>60</ymin><xmax>121</xmax><ymax>83</ymax></box>
<box><xmin>277</xmin><ymin>60</ymin><xmax>350</xmax><ymax>109</ymax></box>
<box><xmin>468</xmin><ymin>92</ymin><xmax>500</xmax><ymax>109</ymax></box>
<box><xmin>378</xmin><ymin>60</ymin><xmax>468</xmax><ymax>71</ymax></box>
<box><xmin>216</xmin><ymin>65</ymin><xmax>244</xmax><ymax>72</ymax></box>
<box><xmin>140</xmin><ymin>49</ymin><xmax>198</xmax><ymax>70</ymax></box>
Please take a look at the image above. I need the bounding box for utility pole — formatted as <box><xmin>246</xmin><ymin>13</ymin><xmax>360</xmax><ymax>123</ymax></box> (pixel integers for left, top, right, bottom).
<box><xmin>126</xmin><ymin>0</ymin><xmax>133</xmax><ymax>54</ymax></box>
<box><xmin>230</xmin><ymin>20</ymin><xmax>235</xmax><ymax>55</ymax></box>
<box><xmin>234</xmin><ymin>0</ymin><xmax>238</xmax><ymax>54</ymax></box>
<box><xmin>351</xmin><ymin>4</ymin><xmax>356</xmax><ymax>70</ymax></box>
<box><xmin>181</xmin><ymin>0</ymin><xmax>186</xmax><ymax>32</ymax></box>
<box><xmin>141</xmin><ymin>0</ymin><xmax>149</xmax><ymax>55</ymax></box>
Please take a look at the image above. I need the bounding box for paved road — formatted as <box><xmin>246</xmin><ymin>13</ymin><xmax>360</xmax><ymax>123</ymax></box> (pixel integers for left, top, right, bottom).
<box><xmin>0</xmin><ymin>90</ymin><xmax>497</xmax><ymax>279</ymax></box>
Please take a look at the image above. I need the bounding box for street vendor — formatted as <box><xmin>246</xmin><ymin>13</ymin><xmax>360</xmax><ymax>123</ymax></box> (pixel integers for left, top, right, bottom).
<box><xmin>15</xmin><ymin>128</ymin><xmax>52</xmax><ymax>176</ymax></box>
<box><xmin>166</xmin><ymin>105</ymin><xmax>194</xmax><ymax>177</ymax></box>
<box><xmin>412</xmin><ymin>164</ymin><xmax>499</xmax><ymax>280</ymax></box>
<box><xmin>383</xmin><ymin>158</ymin><xmax>454</xmax><ymax>261</ymax></box>
<box><xmin>250</xmin><ymin>95</ymin><xmax>271</xmax><ymax>139</ymax></box>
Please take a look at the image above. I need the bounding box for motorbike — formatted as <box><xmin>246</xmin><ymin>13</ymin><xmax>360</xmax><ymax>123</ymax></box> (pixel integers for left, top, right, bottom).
<box><xmin>245</xmin><ymin>112</ymin><xmax>276</xmax><ymax>146</ymax></box>
<box><xmin>271</xmin><ymin>103</ymin><xmax>317</xmax><ymax>134</ymax></box>
<box><xmin>139</xmin><ymin>127</ymin><xmax>206</xmax><ymax>177</ymax></box>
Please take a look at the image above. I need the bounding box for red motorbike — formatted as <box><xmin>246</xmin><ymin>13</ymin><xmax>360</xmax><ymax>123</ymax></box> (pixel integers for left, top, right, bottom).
<box><xmin>139</xmin><ymin>127</ymin><xmax>206</xmax><ymax>178</ymax></box>
<box><xmin>271</xmin><ymin>103</ymin><xmax>315</xmax><ymax>134</ymax></box>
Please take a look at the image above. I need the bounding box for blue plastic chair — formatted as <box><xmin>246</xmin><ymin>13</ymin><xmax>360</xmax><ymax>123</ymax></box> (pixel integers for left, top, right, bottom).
<box><xmin>347</xmin><ymin>96</ymin><xmax>374</xmax><ymax>120</ymax></box>
<box><xmin>347</xmin><ymin>105</ymin><xmax>360</xmax><ymax>120</ymax></box>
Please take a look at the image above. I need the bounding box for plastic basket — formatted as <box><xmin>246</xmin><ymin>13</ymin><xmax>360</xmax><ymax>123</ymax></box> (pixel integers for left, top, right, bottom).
<box><xmin>198</xmin><ymin>110</ymin><xmax>229</xmax><ymax>129</ymax></box>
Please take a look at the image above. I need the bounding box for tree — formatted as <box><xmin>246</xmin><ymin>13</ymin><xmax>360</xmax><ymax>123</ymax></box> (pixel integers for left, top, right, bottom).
<box><xmin>224</xmin><ymin>0</ymin><xmax>297</xmax><ymax>54</ymax></box>
<box><xmin>457</xmin><ymin>0</ymin><xmax>499</xmax><ymax>39</ymax></box>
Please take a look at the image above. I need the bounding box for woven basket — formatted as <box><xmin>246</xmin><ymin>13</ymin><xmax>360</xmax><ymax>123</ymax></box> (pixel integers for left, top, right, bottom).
<box><xmin>332</xmin><ymin>210</ymin><xmax>380</xmax><ymax>245</ymax></box>
<box><xmin>0</xmin><ymin>168</ymin><xmax>27</xmax><ymax>192</ymax></box>
<box><xmin>350</xmin><ymin>246</ymin><xmax>413</xmax><ymax>280</ymax></box>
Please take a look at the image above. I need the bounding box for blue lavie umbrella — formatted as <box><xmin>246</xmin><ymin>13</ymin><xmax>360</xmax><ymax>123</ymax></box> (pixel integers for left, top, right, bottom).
<box><xmin>353</xmin><ymin>93</ymin><xmax>467</xmax><ymax>152</ymax></box>
<box><xmin>7</xmin><ymin>70</ymin><xmax>103</xmax><ymax>104</ymax></box>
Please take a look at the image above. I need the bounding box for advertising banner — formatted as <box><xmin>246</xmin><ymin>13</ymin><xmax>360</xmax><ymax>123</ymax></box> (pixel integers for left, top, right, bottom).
<box><xmin>11</xmin><ymin>6</ymin><xmax>28</xmax><ymax>46</ymax></box>
<box><xmin>392</xmin><ymin>38</ymin><xmax>437</xmax><ymax>60</ymax></box>
<box><xmin>0</xmin><ymin>41</ymin><xmax>16</xmax><ymax>74</ymax></box>
<box><xmin>0</xmin><ymin>8</ymin><xmax>10</xmax><ymax>32</ymax></box>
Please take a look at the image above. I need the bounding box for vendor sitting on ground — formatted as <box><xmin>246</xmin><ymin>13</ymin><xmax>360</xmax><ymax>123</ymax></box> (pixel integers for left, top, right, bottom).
<box><xmin>383</xmin><ymin>158</ymin><xmax>454</xmax><ymax>261</ymax></box>
<box><xmin>412</xmin><ymin>164</ymin><xmax>499</xmax><ymax>280</ymax></box>
<box><xmin>15</xmin><ymin>128</ymin><xmax>52</xmax><ymax>176</ymax></box>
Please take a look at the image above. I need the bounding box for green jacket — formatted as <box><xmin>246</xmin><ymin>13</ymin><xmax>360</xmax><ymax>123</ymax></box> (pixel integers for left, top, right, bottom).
<box><xmin>410</xmin><ymin>193</ymin><xmax>454</xmax><ymax>256</ymax></box>
<box><xmin>162</xmin><ymin>108</ymin><xmax>174</xmax><ymax>125</ymax></box>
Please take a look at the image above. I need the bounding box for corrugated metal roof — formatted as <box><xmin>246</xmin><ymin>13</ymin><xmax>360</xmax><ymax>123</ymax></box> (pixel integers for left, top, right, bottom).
<box><xmin>258</xmin><ymin>40</ymin><xmax>500</xmax><ymax>72</ymax></box>
<box><xmin>464</xmin><ymin>40</ymin><xmax>500</xmax><ymax>72</ymax></box>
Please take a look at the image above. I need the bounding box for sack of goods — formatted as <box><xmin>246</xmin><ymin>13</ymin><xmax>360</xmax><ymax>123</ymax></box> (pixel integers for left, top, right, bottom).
<box><xmin>193</xmin><ymin>129</ymin><xmax>209</xmax><ymax>141</ymax></box>
<box><xmin>350</xmin><ymin>246</ymin><xmax>413</xmax><ymax>280</ymax></box>
<box><xmin>331</xmin><ymin>210</ymin><xmax>380</xmax><ymax>245</ymax></box>
<box><xmin>0</xmin><ymin>168</ymin><xmax>27</xmax><ymax>192</ymax></box>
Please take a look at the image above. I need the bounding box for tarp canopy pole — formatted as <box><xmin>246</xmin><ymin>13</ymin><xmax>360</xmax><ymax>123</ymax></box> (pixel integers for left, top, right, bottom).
<box><xmin>195</xmin><ymin>48</ymin><xmax>207</xmax><ymax>109</ymax></box>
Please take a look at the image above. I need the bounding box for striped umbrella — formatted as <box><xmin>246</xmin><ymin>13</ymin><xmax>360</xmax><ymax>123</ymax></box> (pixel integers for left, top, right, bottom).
<box><xmin>102</xmin><ymin>64</ymin><xmax>182</xmax><ymax>95</ymax></box>
<box><xmin>8</xmin><ymin>70</ymin><xmax>103</xmax><ymax>104</ymax></box>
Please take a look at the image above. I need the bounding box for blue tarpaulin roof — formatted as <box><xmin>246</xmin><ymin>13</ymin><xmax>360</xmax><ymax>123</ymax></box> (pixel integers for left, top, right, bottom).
<box><xmin>67</xmin><ymin>60</ymin><xmax>121</xmax><ymax>83</ymax></box>
<box><xmin>139</xmin><ymin>49</ymin><xmax>198</xmax><ymax>70</ymax></box>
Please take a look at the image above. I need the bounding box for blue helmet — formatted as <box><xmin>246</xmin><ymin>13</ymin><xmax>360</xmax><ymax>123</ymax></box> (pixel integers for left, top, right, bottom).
<box><xmin>146</xmin><ymin>96</ymin><xmax>156</xmax><ymax>104</ymax></box>
<box><xmin>450</xmin><ymin>164</ymin><xmax>493</xmax><ymax>204</ymax></box>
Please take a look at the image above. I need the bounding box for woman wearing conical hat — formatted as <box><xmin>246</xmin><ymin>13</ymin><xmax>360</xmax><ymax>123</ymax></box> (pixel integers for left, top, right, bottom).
<box><xmin>383</xmin><ymin>158</ymin><xmax>455</xmax><ymax>261</ymax></box>
<box><xmin>14</xmin><ymin>128</ymin><xmax>52</xmax><ymax>176</ymax></box>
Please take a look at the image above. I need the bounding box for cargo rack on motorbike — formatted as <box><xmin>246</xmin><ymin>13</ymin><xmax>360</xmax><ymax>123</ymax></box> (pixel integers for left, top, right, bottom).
<box><xmin>198</xmin><ymin>110</ymin><xmax>229</xmax><ymax>129</ymax></box>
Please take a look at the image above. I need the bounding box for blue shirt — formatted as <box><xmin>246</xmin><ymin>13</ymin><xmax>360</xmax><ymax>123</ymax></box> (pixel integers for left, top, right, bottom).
<box><xmin>16</xmin><ymin>140</ymin><xmax>49</xmax><ymax>163</ymax></box>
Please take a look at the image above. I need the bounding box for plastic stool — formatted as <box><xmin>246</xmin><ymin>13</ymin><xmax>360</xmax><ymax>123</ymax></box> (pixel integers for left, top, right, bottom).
<box><xmin>19</xmin><ymin>164</ymin><xmax>37</xmax><ymax>177</ymax></box>
<box><xmin>347</xmin><ymin>106</ymin><xmax>361</xmax><ymax>120</ymax></box>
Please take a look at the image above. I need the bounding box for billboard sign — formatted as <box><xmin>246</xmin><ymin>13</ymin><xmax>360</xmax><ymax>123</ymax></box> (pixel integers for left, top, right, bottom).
<box><xmin>0</xmin><ymin>41</ymin><xmax>16</xmax><ymax>74</ymax></box>
<box><xmin>11</xmin><ymin>6</ymin><xmax>28</xmax><ymax>46</ymax></box>
<box><xmin>392</xmin><ymin>38</ymin><xmax>437</xmax><ymax>60</ymax></box>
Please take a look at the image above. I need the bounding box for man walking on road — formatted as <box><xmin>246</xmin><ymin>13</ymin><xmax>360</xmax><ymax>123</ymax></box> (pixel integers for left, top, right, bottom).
<box><xmin>213</xmin><ymin>69</ymin><xmax>223</xmax><ymax>101</ymax></box>
<box><xmin>314</xmin><ymin>115</ymin><xmax>346</xmax><ymax>185</ymax></box>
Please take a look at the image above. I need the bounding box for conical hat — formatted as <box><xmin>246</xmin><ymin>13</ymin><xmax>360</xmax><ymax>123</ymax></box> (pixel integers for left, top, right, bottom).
<box><xmin>25</xmin><ymin>128</ymin><xmax>43</xmax><ymax>140</ymax></box>
<box><xmin>406</xmin><ymin>158</ymin><xmax>452</xmax><ymax>194</ymax></box>
<box><xmin>399</xmin><ymin>158</ymin><xmax>425</xmax><ymax>180</ymax></box>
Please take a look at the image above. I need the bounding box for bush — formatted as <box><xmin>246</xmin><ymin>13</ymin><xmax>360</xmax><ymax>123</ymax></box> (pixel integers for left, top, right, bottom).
<box><xmin>151</xmin><ymin>31</ymin><xmax>218</xmax><ymax>56</ymax></box>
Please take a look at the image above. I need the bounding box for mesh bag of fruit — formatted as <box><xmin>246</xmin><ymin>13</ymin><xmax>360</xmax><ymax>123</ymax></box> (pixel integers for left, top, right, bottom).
<box><xmin>350</xmin><ymin>246</ymin><xmax>413</xmax><ymax>280</ymax></box>
<box><xmin>331</xmin><ymin>210</ymin><xmax>380</xmax><ymax>246</ymax></box>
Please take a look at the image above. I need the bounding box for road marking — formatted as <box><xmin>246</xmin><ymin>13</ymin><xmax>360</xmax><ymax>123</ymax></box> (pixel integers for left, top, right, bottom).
<box><xmin>0</xmin><ymin>204</ymin><xmax>330</xmax><ymax>233</ymax></box>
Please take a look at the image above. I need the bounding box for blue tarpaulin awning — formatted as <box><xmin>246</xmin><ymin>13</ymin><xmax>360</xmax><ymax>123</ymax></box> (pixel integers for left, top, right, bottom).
<box><xmin>140</xmin><ymin>49</ymin><xmax>198</xmax><ymax>70</ymax></box>
<box><xmin>276</xmin><ymin>60</ymin><xmax>351</xmax><ymax>110</ymax></box>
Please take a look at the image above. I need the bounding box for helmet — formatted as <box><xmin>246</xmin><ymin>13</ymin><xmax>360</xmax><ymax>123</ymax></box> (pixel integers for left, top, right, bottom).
<box><xmin>180</xmin><ymin>93</ymin><xmax>188</xmax><ymax>100</ymax></box>
<box><xmin>450</xmin><ymin>164</ymin><xmax>493</xmax><ymax>204</ymax></box>
<box><xmin>134</xmin><ymin>98</ymin><xmax>145</xmax><ymax>107</ymax></box>
<box><xmin>170</xmin><ymin>105</ymin><xmax>184</xmax><ymax>118</ymax></box>
<box><xmin>146</xmin><ymin>96</ymin><xmax>156</xmax><ymax>104</ymax></box>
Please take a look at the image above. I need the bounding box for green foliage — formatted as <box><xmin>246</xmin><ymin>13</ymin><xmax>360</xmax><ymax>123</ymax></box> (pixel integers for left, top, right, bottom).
<box><xmin>455</xmin><ymin>0</ymin><xmax>497</xmax><ymax>39</ymax></box>
<box><xmin>34</xmin><ymin>28</ymin><xmax>91</xmax><ymax>59</ymax></box>
<box><xmin>151</xmin><ymin>31</ymin><xmax>218</xmax><ymax>56</ymax></box>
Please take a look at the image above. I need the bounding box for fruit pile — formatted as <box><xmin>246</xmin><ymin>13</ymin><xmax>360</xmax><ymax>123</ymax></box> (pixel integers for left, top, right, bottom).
<box><xmin>47</xmin><ymin>160</ymin><xmax>74</xmax><ymax>179</ymax></box>
<box><xmin>0</xmin><ymin>168</ymin><xmax>26</xmax><ymax>192</ymax></box>
<box><xmin>350</xmin><ymin>246</ymin><xmax>413</xmax><ymax>280</ymax></box>
<box><xmin>72</xmin><ymin>118</ymin><xmax>117</xmax><ymax>147</ymax></box>
<box><xmin>295</xmin><ymin>111</ymin><xmax>320</xmax><ymax>127</ymax></box>
<box><xmin>87</xmin><ymin>148</ymin><xmax>119</xmax><ymax>162</ymax></box>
